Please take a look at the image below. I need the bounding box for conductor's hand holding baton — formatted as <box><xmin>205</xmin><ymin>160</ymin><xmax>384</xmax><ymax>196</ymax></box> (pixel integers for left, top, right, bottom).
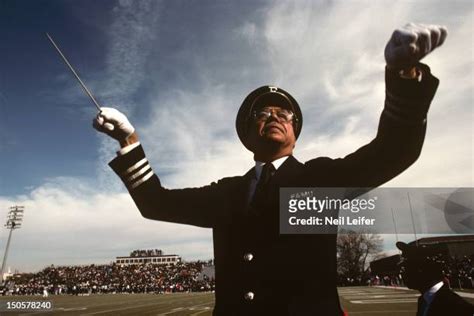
<box><xmin>93</xmin><ymin>108</ymin><xmax>139</xmax><ymax>148</ymax></box>
<box><xmin>45</xmin><ymin>33</ymin><xmax>139</xmax><ymax>149</ymax></box>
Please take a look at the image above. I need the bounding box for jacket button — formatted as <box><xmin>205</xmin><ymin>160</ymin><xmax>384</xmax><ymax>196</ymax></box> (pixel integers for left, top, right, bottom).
<box><xmin>244</xmin><ymin>291</ymin><xmax>255</xmax><ymax>301</ymax></box>
<box><xmin>243</xmin><ymin>253</ymin><xmax>254</xmax><ymax>262</ymax></box>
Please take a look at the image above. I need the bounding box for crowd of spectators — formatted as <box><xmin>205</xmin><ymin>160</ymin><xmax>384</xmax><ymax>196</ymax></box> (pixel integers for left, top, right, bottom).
<box><xmin>442</xmin><ymin>255</ymin><xmax>474</xmax><ymax>289</ymax></box>
<box><xmin>1</xmin><ymin>261</ymin><xmax>215</xmax><ymax>296</ymax></box>
<box><xmin>370</xmin><ymin>255</ymin><xmax>474</xmax><ymax>289</ymax></box>
<box><xmin>3</xmin><ymin>251</ymin><xmax>471</xmax><ymax>296</ymax></box>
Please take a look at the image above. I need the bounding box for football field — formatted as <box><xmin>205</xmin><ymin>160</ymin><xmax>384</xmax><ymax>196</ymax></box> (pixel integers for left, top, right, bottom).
<box><xmin>1</xmin><ymin>287</ymin><xmax>473</xmax><ymax>315</ymax></box>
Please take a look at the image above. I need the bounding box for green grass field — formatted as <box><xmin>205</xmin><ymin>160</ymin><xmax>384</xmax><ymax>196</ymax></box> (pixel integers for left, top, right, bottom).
<box><xmin>1</xmin><ymin>287</ymin><xmax>473</xmax><ymax>315</ymax></box>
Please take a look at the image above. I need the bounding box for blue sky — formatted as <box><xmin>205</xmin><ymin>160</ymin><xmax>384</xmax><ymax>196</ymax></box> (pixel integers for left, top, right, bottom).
<box><xmin>0</xmin><ymin>0</ymin><xmax>472</xmax><ymax>272</ymax></box>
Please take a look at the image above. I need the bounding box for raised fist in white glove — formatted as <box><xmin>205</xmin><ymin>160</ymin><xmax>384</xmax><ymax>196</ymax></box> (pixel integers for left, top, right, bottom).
<box><xmin>385</xmin><ymin>23</ymin><xmax>447</xmax><ymax>70</ymax></box>
<box><xmin>93</xmin><ymin>107</ymin><xmax>135</xmax><ymax>142</ymax></box>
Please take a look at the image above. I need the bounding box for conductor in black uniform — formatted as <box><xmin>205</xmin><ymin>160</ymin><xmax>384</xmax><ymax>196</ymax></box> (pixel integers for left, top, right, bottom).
<box><xmin>94</xmin><ymin>23</ymin><xmax>447</xmax><ymax>315</ymax></box>
<box><xmin>397</xmin><ymin>242</ymin><xmax>474</xmax><ymax>316</ymax></box>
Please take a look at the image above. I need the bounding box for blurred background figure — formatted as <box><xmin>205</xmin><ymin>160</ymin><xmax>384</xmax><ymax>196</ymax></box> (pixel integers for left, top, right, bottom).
<box><xmin>397</xmin><ymin>241</ymin><xmax>474</xmax><ymax>316</ymax></box>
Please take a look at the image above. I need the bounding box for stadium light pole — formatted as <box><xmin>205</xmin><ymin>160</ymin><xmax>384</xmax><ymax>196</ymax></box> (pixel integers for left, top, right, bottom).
<box><xmin>406</xmin><ymin>192</ymin><xmax>418</xmax><ymax>247</ymax></box>
<box><xmin>390</xmin><ymin>208</ymin><xmax>401</xmax><ymax>254</ymax></box>
<box><xmin>1</xmin><ymin>206</ymin><xmax>24</xmax><ymax>284</ymax></box>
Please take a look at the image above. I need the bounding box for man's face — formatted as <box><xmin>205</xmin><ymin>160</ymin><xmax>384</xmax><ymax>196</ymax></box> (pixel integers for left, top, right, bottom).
<box><xmin>248</xmin><ymin>105</ymin><xmax>296</xmax><ymax>152</ymax></box>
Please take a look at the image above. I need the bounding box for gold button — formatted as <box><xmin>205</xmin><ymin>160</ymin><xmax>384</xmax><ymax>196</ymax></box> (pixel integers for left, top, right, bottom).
<box><xmin>244</xmin><ymin>291</ymin><xmax>254</xmax><ymax>301</ymax></box>
<box><xmin>243</xmin><ymin>253</ymin><xmax>254</xmax><ymax>262</ymax></box>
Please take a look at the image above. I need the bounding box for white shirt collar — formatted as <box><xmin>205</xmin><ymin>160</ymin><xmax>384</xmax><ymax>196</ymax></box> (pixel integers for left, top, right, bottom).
<box><xmin>254</xmin><ymin>156</ymin><xmax>289</xmax><ymax>180</ymax></box>
<box><xmin>423</xmin><ymin>281</ymin><xmax>444</xmax><ymax>305</ymax></box>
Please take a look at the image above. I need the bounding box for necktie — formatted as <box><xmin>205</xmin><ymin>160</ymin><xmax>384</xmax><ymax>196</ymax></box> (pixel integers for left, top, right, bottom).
<box><xmin>251</xmin><ymin>163</ymin><xmax>275</xmax><ymax>210</ymax></box>
<box><xmin>418</xmin><ymin>296</ymin><xmax>429</xmax><ymax>316</ymax></box>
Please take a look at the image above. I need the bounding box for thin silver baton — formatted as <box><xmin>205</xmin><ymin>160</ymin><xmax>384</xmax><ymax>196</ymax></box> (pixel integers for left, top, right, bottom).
<box><xmin>46</xmin><ymin>33</ymin><xmax>102</xmax><ymax>112</ymax></box>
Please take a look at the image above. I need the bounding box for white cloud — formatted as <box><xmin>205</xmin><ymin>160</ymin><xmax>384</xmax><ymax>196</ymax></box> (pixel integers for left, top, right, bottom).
<box><xmin>0</xmin><ymin>178</ymin><xmax>212</xmax><ymax>272</ymax></box>
<box><xmin>96</xmin><ymin>0</ymin><xmax>162</xmax><ymax>191</ymax></box>
<box><xmin>102</xmin><ymin>0</ymin><xmax>160</xmax><ymax>104</ymax></box>
<box><xmin>140</xmin><ymin>85</ymin><xmax>254</xmax><ymax>188</ymax></box>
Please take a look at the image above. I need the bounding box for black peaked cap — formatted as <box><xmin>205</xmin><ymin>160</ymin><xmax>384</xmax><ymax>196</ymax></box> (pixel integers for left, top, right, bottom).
<box><xmin>236</xmin><ymin>86</ymin><xmax>302</xmax><ymax>151</ymax></box>
<box><xmin>396</xmin><ymin>242</ymin><xmax>442</xmax><ymax>263</ymax></box>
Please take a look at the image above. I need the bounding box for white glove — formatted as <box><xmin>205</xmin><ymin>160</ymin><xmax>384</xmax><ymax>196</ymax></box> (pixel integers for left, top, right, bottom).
<box><xmin>385</xmin><ymin>23</ymin><xmax>447</xmax><ymax>70</ymax></box>
<box><xmin>92</xmin><ymin>107</ymin><xmax>135</xmax><ymax>142</ymax></box>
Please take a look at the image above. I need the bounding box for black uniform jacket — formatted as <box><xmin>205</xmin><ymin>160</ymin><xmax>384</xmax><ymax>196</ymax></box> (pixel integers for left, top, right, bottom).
<box><xmin>417</xmin><ymin>285</ymin><xmax>474</xmax><ymax>316</ymax></box>
<box><xmin>110</xmin><ymin>65</ymin><xmax>439</xmax><ymax>315</ymax></box>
